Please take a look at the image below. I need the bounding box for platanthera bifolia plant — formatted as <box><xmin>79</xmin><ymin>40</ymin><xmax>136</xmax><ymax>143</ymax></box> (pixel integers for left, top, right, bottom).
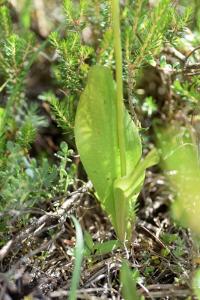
<box><xmin>75</xmin><ymin>0</ymin><xmax>158</xmax><ymax>242</ymax></box>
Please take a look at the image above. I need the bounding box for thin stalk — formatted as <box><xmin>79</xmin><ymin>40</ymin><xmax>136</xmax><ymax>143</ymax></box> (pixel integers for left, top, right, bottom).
<box><xmin>111</xmin><ymin>0</ymin><xmax>126</xmax><ymax>177</ymax></box>
<box><xmin>69</xmin><ymin>216</ymin><xmax>84</xmax><ymax>300</ymax></box>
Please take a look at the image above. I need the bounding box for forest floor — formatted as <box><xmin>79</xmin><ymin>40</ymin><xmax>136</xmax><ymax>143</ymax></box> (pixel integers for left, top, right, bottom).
<box><xmin>0</xmin><ymin>167</ymin><xmax>195</xmax><ymax>299</ymax></box>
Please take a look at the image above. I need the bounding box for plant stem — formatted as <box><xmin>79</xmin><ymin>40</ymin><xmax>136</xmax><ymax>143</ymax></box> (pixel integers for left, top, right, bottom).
<box><xmin>69</xmin><ymin>216</ymin><xmax>84</xmax><ymax>300</ymax></box>
<box><xmin>111</xmin><ymin>0</ymin><xmax>126</xmax><ymax>177</ymax></box>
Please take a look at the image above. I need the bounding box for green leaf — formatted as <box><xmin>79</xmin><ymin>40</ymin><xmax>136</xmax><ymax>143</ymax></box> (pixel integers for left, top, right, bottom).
<box><xmin>93</xmin><ymin>240</ymin><xmax>121</xmax><ymax>256</ymax></box>
<box><xmin>120</xmin><ymin>260</ymin><xmax>140</xmax><ymax>300</ymax></box>
<box><xmin>156</xmin><ymin>125</ymin><xmax>200</xmax><ymax>235</ymax></box>
<box><xmin>114</xmin><ymin>149</ymin><xmax>159</xmax><ymax>239</ymax></box>
<box><xmin>0</xmin><ymin>107</ymin><xmax>5</xmax><ymax>132</ymax></box>
<box><xmin>75</xmin><ymin>65</ymin><xmax>142</xmax><ymax>239</ymax></box>
<box><xmin>115</xmin><ymin>149</ymin><xmax>159</xmax><ymax>200</ymax></box>
<box><xmin>20</xmin><ymin>0</ymin><xmax>32</xmax><ymax>29</ymax></box>
<box><xmin>193</xmin><ymin>269</ymin><xmax>200</xmax><ymax>300</ymax></box>
<box><xmin>84</xmin><ymin>231</ymin><xmax>94</xmax><ymax>252</ymax></box>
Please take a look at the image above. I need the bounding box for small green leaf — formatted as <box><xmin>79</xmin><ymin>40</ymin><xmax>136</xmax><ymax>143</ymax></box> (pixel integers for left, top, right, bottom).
<box><xmin>114</xmin><ymin>149</ymin><xmax>159</xmax><ymax>239</ymax></box>
<box><xmin>115</xmin><ymin>149</ymin><xmax>159</xmax><ymax>201</ymax></box>
<box><xmin>93</xmin><ymin>240</ymin><xmax>121</xmax><ymax>256</ymax></box>
<box><xmin>84</xmin><ymin>231</ymin><xmax>94</xmax><ymax>252</ymax></box>
<box><xmin>142</xmin><ymin>96</ymin><xmax>158</xmax><ymax>116</ymax></box>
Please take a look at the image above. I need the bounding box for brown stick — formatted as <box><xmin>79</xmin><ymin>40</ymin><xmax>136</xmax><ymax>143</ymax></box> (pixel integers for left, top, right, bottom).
<box><xmin>0</xmin><ymin>183</ymin><xmax>90</xmax><ymax>261</ymax></box>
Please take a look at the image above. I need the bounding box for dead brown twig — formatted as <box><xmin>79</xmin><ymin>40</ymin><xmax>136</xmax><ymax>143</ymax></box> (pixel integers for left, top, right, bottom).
<box><xmin>0</xmin><ymin>183</ymin><xmax>91</xmax><ymax>261</ymax></box>
<box><xmin>139</xmin><ymin>283</ymin><xmax>192</xmax><ymax>299</ymax></box>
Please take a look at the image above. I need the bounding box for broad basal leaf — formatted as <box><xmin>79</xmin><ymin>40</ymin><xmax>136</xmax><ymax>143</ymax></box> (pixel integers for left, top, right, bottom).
<box><xmin>75</xmin><ymin>66</ymin><xmax>142</xmax><ymax>234</ymax></box>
